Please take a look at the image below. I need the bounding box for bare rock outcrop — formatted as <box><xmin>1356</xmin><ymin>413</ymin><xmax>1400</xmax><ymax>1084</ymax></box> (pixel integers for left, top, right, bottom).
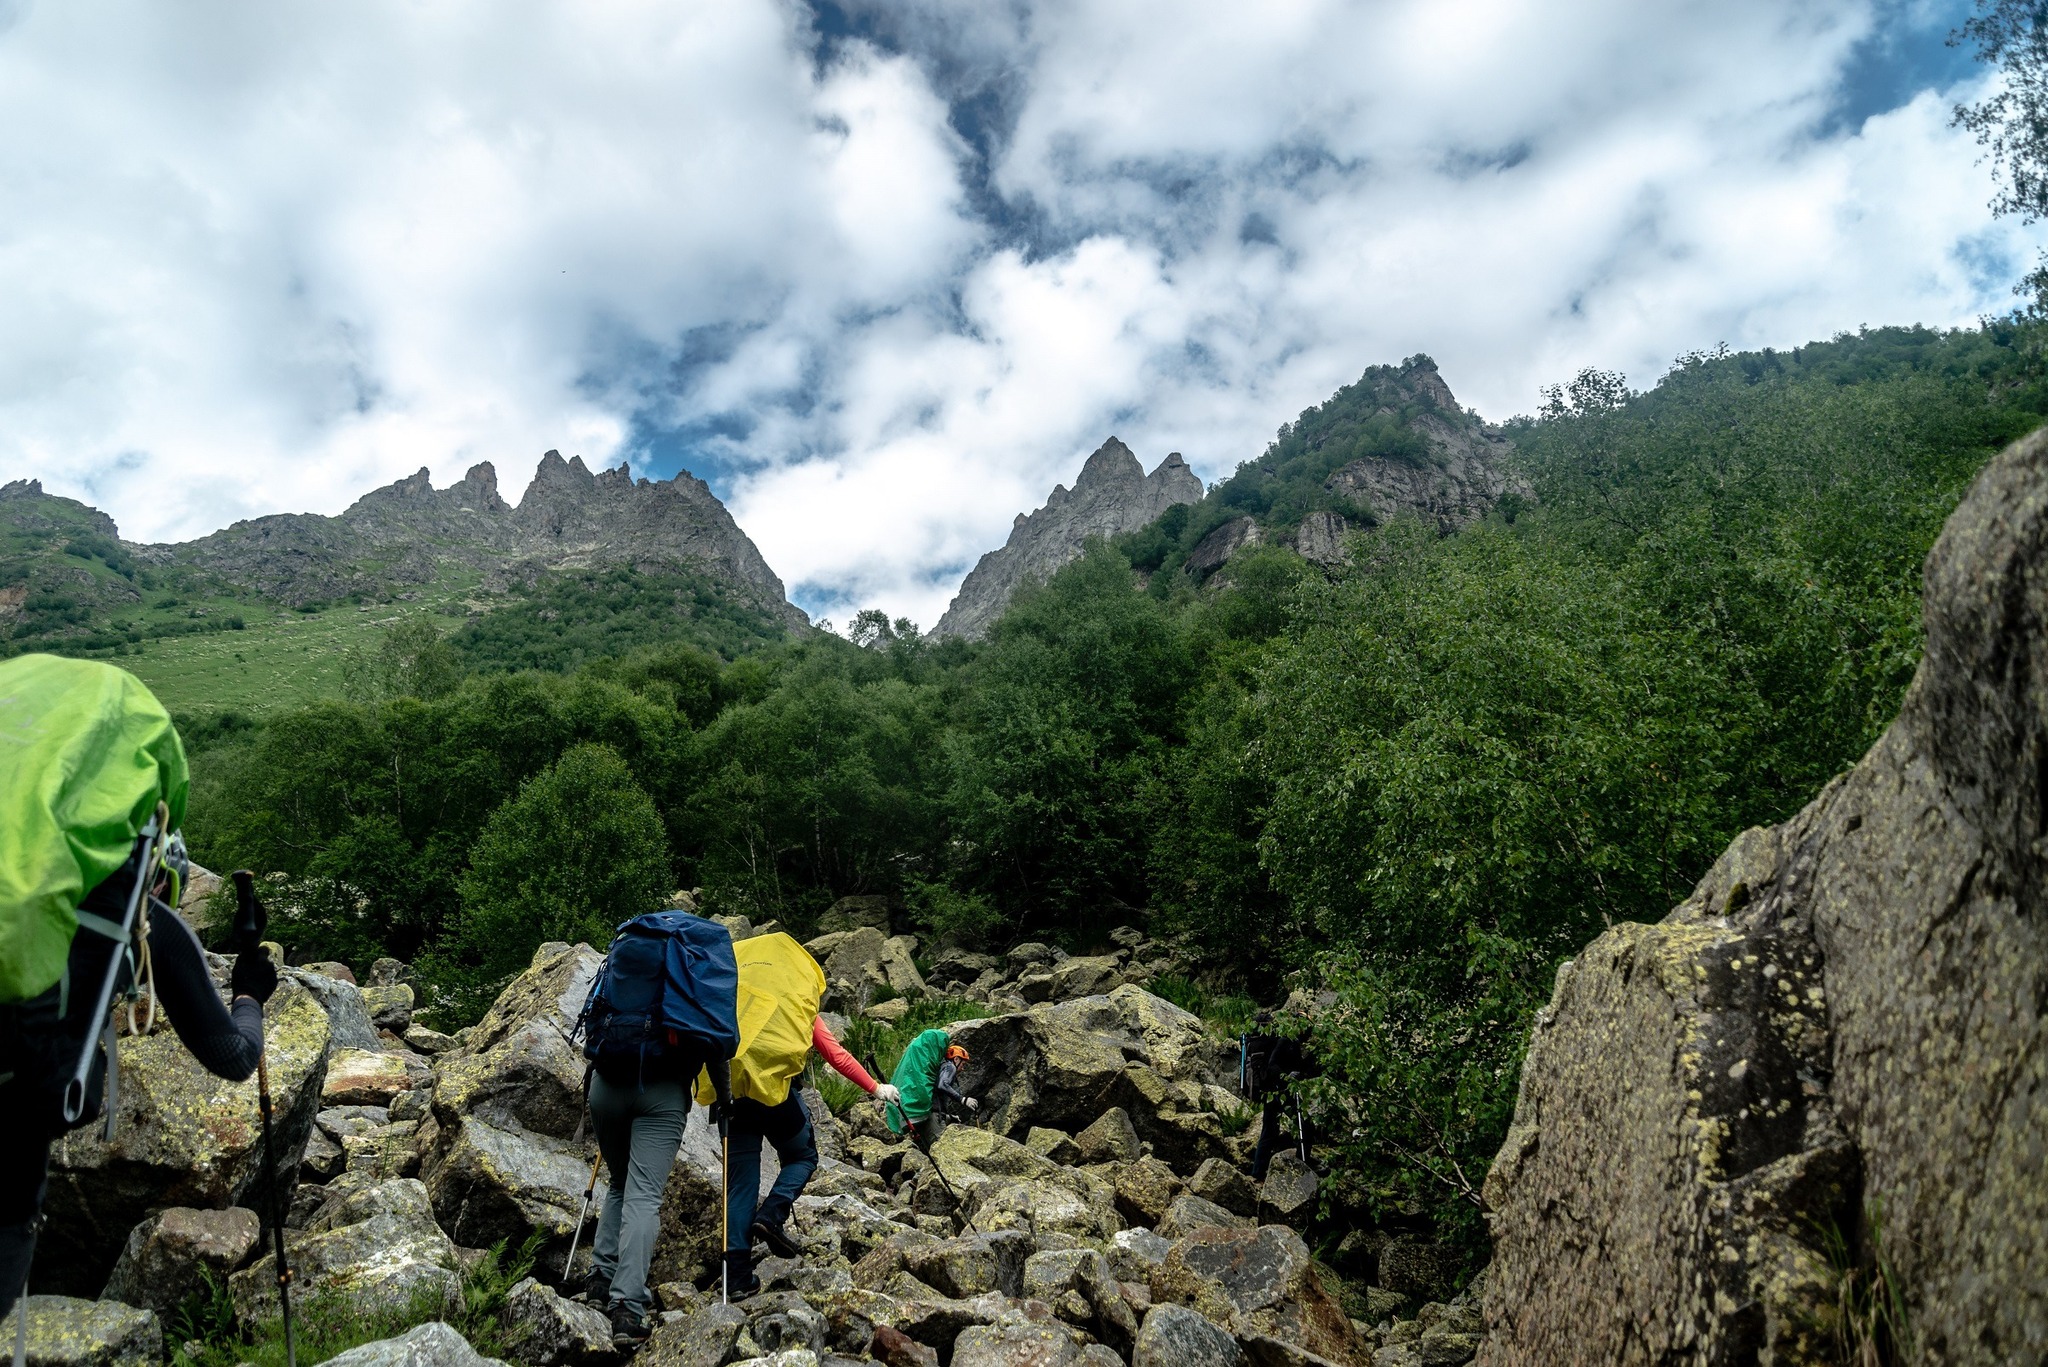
<box><xmin>936</xmin><ymin>438</ymin><xmax>1203</xmax><ymax>640</ymax></box>
<box><xmin>167</xmin><ymin>451</ymin><xmax>807</xmax><ymax>627</ymax></box>
<box><xmin>1478</xmin><ymin>427</ymin><xmax>2048</xmax><ymax>1365</ymax></box>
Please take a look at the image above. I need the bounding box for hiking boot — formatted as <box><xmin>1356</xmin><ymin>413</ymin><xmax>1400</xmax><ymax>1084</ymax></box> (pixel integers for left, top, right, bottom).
<box><xmin>570</xmin><ymin>1269</ymin><xmax>609</xmax><ymax>1304</ymax></box>
<box><xmin>750</xmin><ymin>1217</ymin><xmax>801</xmax><ymax>1260</ymax></box>
<box><xmin>609</xmin><ymin>1302</ymin><xmax>650</xmax><ymax>1348</ymax></box>
<box><xmin>720</xmin><ymin>1249</ymin><xmax>760</xmax><ymax>1300</ymax></box>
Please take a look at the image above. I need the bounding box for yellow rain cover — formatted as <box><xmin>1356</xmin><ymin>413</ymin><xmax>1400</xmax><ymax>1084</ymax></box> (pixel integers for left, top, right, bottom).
<box><xmin>697</xmin><ymin>931</ymin><xmax>826</xmax><ymax>1108</ymax></box>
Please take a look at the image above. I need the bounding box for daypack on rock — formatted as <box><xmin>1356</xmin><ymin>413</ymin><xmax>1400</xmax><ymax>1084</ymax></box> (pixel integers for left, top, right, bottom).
<box><xmin>694</xmin><ymin>932</ymin><xmax>826</xmax><ymax>1109</ymax></box>
<box><xmin>578</xmin><ymin>911</ymin><xmax>740</xmax><ymax>1083</ymax></box>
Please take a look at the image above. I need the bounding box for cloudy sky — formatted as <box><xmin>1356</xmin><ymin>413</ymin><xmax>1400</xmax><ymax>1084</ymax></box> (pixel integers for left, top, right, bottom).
<box><xmin>0</xmin><ymin>0</ymin><xmax>2030</xmax><ymax>627</ymax></box>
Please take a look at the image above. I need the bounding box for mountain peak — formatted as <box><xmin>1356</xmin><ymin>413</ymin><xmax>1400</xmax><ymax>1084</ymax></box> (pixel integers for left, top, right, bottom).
<box><xmin>934</xmin><ymin>437</ymin><xmax>1204</xmax><ymax>639</ymax></box>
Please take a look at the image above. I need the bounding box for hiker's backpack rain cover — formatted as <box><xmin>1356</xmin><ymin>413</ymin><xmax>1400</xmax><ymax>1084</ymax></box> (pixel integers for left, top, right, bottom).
<box><xmin>0</xmin><ymin>655</ymin><xmax>188</xmax><ymax>1003</ymax></box>
<box><xmin>696</xmin><ymin>931</ymin><xmax>826</xmax><ymax>1108</ymax></box>
<box><xmin>582</xmin><ymin>910</ymin><xmax>741</xmax><ymax>1074</ymax></box>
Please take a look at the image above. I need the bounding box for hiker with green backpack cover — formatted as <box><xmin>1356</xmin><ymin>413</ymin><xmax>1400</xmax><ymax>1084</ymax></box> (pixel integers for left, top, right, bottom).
<box><xmin>0</xmin><ymin>656</ymin><xmax>278</xmax><ymax>1333</ymax></box>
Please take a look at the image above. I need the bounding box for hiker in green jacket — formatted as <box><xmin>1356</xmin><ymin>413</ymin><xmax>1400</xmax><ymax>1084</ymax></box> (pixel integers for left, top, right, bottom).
<box><xmin>884</xmin><ymin>1029</ymin><xmax>977</xmax><ymax>1140</ymax></box>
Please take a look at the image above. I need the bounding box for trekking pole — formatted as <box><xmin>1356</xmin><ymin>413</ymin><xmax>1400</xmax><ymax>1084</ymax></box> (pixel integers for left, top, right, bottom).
<box><xmin>1294</xmin><ymin>1089</ymin><xmax>1308</xmax><ymax>1165</ymax></box>
<box><xmin>233</xmin><ymin>872</ymin><xmax>296</xmax><ymax>1367</ymax></box>
<box><xmin>563</xmin><ymin>1153</ymin><xmax>602</xmax><ymax>1284</ymax></box>
<box><xmin>712</xmin><ymin>1061</ymin><xmax>733</xmax><ymax>1306</ymax></box>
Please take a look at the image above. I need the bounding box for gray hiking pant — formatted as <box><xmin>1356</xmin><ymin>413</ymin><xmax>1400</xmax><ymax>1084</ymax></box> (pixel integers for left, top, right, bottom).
<box><xmin>588</xmin><ymin>1072</ymin><xmax>691</xmax><ymax>1316</ymax></box>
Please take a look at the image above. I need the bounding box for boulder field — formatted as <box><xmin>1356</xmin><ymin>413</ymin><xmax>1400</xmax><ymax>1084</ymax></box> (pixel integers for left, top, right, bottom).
<box><xmin>6</xmin><ymin>923</ymin><xmax>1455</xmax><ymax>1367</ymax></box>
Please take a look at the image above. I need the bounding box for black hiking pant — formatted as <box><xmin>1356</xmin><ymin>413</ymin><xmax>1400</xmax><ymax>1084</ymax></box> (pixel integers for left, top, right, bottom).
<box><xmin>1251</xmin><ymin>1092</ymin><xmax>1308</xmax><ymax>1182</ymax></box>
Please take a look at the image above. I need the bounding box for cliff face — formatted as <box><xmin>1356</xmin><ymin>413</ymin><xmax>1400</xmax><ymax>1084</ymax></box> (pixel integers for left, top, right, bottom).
<box><xmin>1478</xmin><ymin>428</ymin><xmax>2048</xmax><ymax>1365</ymax></box>
<box><xmin>935</xmin><ymin>438</ymin><xmax>1203</xmax><ymax>640</ymax></box>
<box><xmin>167</xmin><ymin>452</ymin><xmax>806</xmax><ymax>628</ymax></box>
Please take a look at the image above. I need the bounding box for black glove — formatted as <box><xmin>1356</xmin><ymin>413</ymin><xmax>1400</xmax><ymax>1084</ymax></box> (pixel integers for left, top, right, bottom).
<box><xmin>230</xmin><ymin>946</ymin><xmax>278</xmax><ymax>1005</ymax></box>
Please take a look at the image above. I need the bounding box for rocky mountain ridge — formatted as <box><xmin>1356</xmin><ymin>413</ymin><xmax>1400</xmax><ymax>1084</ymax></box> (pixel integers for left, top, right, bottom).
<box><xmin>1177</xmin><ymin>360</ymin><xmax>1524</xmax><ymax>581</ymax></box>
<box><xmin>168</xmin><ymin>453</ymin><xmax>807</xmax><ymax>628</ymax></box>
<box><xmin>0</xmin><ymin>452</ymin><xmax>808</xmax><ymax>648</ymax></box>
<box><xmin>934</xmin><ymin>440</ymin><xmax>1203</xmax><ymax>640</ymax></box>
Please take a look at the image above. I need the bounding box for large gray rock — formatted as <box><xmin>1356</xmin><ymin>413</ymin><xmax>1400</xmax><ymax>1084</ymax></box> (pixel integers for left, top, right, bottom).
<box><xmin>431</xmin><ymin>942</ymin><xmax>602</xmax><ymax>1140</ymax></box>
<box><xmin>229</xmin><ymin>1177</ymin><xmax>461</xmax><ymax>1322</ymax></box>
<box><xmin>1132</xmin><ymin>1304</ymin><xmax>1246</xmax><ymax>1367</ymax></box>
<box><xmin>936</xmin><ymin>439</ymin><xmax>1203</xmax><ymax>640</ymax></box>
<box><xmin>1258</xmin><ymin>1152</ymin><xmax>1318</xmax><ymax>1224</ymax></box>
<box><xmin>323</xmin><ymin>1322</ymin><xmax>511</xmax><ymax>1367</ymax></box>
<box><xmin>1022</xmin><ymin>1247</ymin><xmax>1138</xmax><ymax>1354</ymax></box>
<box><xmin>640</xmin><ymin>1303</ymin><xmax>747</xmax><ymax>1367</ymax></box>
<box><xmin>363</xmin><ymin>982</ymin><xmax>416</xmax><ymax>1033</ymax></box>
<box><xmin>1187</xmin><ymin>1158</ymin><xmax>1259</xmax><ymax>1217</ymax></box>
<box><xmin>1479</xmin><ymin>429</ymin><xmax>2048</xmax><ymax>1365</ymax></box>
<box><xmin>948</xmin><ymin>985</ymin><xmax>1239</xmax><ymax>1165</ymax></box>
<box><xmin>0</xmin><ymin>1296</ymin><xmax>162</xmax><ymax>1367</ymax></box>
<box><xmin>1074</xmin><ymin>1107</ymin><xmax>1140</xmax><ymax>1164</ymax></box>
<box><xmin>285</xmin><ymin>966</ymin><xmax>383</xmax><ymax>1051</ymax></box>
<box><xmin>900</xmin><ymin>1231</ymin><xmax>1033</xmax><ymax>1299</ymax></box>
<box><xmin>100</xmin><ymin>1205</ymin><xmax>259</xmax><ymax>1318</ymax></box>
<box><xmin>38</xmin><ymin>978</ymin><xmax>330</xmax><ymax>1295</ymax></box>
<box><xmin>818</xmin><ymin>896</ymin><xmax>892</xmax><ymax>935</ymax></box>
<box><xmin>425</xmin><ymin>1114</ymin><xmax>589</xmax><ymax>1253</ymax></box>
<box><xmin>949</xmin><ymin>1305</ymin><xmax>1091</xmax><ymax>1367</ymax></box>
<box><xmin>929</xmin><ymin>1128</ymin><xmax>1120</xmax><ymax>1241</ymax></box>
<box><xmin>1152</xmin><ymin>1225</ymin><xmax>1367</xmax><ymax>1366</ymax></box>
<box><xmin>502</xmin><ymin>1276</ymin><xmax>614</xmax><ymax>1367</ymax></box>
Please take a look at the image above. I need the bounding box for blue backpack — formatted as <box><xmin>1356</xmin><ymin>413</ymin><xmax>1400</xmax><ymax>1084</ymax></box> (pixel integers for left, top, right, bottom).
<box><xmin>578</xmin><ymin>911</ymin><xmax>740</xmax><ymax>1081</ymax></box>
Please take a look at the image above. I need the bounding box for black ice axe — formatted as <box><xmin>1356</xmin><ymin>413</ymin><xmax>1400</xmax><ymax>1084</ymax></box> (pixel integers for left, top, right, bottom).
<box><xmin>232</xmin><ymin>871</ymin><xmax>297</xmax><ymax>1367</ymax></box>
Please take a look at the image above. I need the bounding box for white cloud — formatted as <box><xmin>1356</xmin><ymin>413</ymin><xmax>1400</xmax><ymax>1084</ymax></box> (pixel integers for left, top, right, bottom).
<box><xmin>0</xmin><ymin>0</ymin><xmax>2036</xmax><ymax>630</ymax></box>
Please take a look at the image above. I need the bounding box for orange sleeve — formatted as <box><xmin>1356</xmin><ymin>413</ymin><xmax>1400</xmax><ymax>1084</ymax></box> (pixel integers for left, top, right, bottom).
<box><xmin>813</xmin><ymin>1017</ymin><xmax>878</xmax><ymax>1092</ymax></box>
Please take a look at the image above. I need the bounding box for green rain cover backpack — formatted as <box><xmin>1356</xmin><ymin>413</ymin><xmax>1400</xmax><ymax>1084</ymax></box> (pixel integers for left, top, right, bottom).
<box><xmin>0</xmin><ymin>653</ymin><xmax>189</xmax><ymax>1005</ymax></box>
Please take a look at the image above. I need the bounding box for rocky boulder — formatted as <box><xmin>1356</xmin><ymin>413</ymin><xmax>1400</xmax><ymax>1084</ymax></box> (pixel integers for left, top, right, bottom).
<box><xmin>37</xmin><ymin>978</ymin><xmax>330</xmax><ymax>1295</ymax></box>
<box><xmin>899</xmin><ymin>1232</ymin><xmax>1033</xmax><ymax>1299</ymax></box>
<box><xmin>803</xmin><ymin>928</ymin><xmax>925</xmax><ymax>1010</ymax></box>
<box><xmin>929</xmin><ymin>1128</ymin><xmax>1119</xmax><ymax>1241</ymax></box>
<box><xmin>99</xmin><ymin>1206</ymin><xmax>259</xmax><ymax>1319</ymax></box>
<box><xmin>1021</xmin><ymin>1248</ymin><xmax>1138</xmax><ymax>1353</ymax></box>
<box><xmin>285</xmin><ymin>966</ymin><xmax>383</xmax><ymax>1051</ymax></box>
<box><xmin>948</xmin><ymin>985</ymin><xmax>1237</xmax><ymax>1160</ymax></box>
<box><xmin>1187</xmin><ymin>1158</ymin><xmax>1258</xmax><ymax>1217</ymax></box>
<box><xmin>501</xmin><ymin>1277</ymin><xmax>614</xmax><ymax>1367</ymax></box>
<box><xmin>363</xmin><ymin>983</ymin><xmax>416</xmax><ymax>1034</ymax></box>
<box><xmin>1132</xmin><ymin>1303</ymin><xmax>1246</xmax><ymax>1367</ymax></box>
<box><xmin>1478</xmin><ymin>429</ymin><xmax>2048</xmax><ymax>1365</ymax></box>
<box><xmin>324</xmin><ymin>1047</ymin><xmax>419</xmax><ymax>1107</ymax></box>
<box><xmin>0</xmin><ymin>1296</ymin><xmax>162</xmax><ymax>1367</ymax></box>
<box><xmin>640</xmin><ymin>1303</ymin><xmax>746</xmax><ymax>1367</ymax></box>
<box><xmin>1153</xmin><ymin>1225</ymin><xmax>1367</xmax><ymax>1366</ymax></box>
<box><xmin>430</xmin><ymin>942</ymin><xmax>601</xmax><ymax>1140</ymax></box>
<box><xmin>230</xmin><ymin>1178</ymin><xmax>461</xmax><ymax>1322</ymax></box>
<box><xmin>323</xmin><ymin>1322</ymin><xmax>511</xmax><ymax>1367</ymax></box>
<box><xmin>424</xmin><ymin>1115</ymin><xmax>590</xmax><ymax>1256</ymax></box>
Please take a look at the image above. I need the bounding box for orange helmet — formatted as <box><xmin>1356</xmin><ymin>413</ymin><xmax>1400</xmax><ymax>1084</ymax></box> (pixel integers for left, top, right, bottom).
<box><xmin>945</xmin><ymin>1045</ymin><xmax>971</xmax><ymax>1062</ymax></box>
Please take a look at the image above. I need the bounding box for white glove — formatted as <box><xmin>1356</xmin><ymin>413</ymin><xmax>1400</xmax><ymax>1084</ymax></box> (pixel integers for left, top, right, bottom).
<box><xmin>872</xmin><ymin>1083</ymin><xmax>902</xmax><ymax>1106</ymax></box>
<box><xmin>964</xmin><ymin>1096</ymin><xmax>980</xmax><ymax>1112</ymax></box>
